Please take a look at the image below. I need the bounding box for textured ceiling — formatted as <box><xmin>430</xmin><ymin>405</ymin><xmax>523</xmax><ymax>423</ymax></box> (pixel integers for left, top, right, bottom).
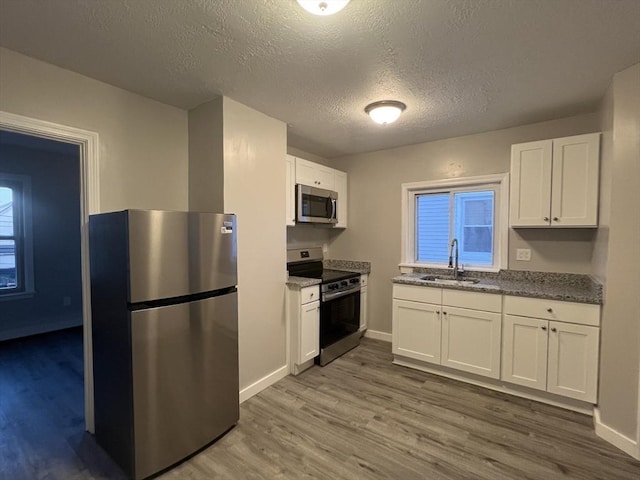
<box><xmin>0</xmin><ymin>0</ymin><xmax>639</xmax><ymax>158</ymax></box>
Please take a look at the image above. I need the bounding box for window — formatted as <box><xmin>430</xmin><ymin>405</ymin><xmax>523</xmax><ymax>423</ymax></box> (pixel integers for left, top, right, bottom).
<box><xmin>0</xmin><ymin>174</ymin><xmax>33</xmax><ymax>297</ymax></box>
<box><xmin>402</xmin><ymin>174</ymin><xmax>508</xmax><ymax>271</ymax></box>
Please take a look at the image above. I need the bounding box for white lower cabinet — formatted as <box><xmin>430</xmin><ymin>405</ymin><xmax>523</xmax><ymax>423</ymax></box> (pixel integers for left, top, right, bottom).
<box><xmin>299</xmin><ymin>300</ymin><xmax>320</xmax><ymax>364</ymax></box>
<box><xmin>502</xmin><ymin>296</ymin><xmax>600</xmax><ymax>403</ymax></box>
<box><xmin>393</xmin><ymin>285</ymin><xmax>601</xmax><ymax>407</ymax></box>
<box><xmin>287</xmin><ymin>285</ymin><xmax>320</xmax><ymax>374</ymax></box>
<box><xmin>392</xmin><ymin>299</ymin><xmax>441</xmax><ymax>363</ymax></box>
<box><xmin>392</xmin><ymin>285</ymin><xmax>501</xmax><ymax>379</ymax></box>
<box><xmin>441</xmin><ymin>306</ymin><xmax>501</xmax><ymax>379</ymax></box>
<box><xmin>359</xmin><ymin>274</ymin><xmax>368</xmax><ymax>332</ymax></box>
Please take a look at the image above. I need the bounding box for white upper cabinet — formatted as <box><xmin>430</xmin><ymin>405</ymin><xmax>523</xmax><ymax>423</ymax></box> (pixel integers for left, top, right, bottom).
<box><xmin>510</xmin><ymin>133</ymin><xmax>600</xmax><ymax>227</ymax></box>
<box><xmin>295</xmin><ymin>157</ymin><xmax>335</xmax><ymax>190</ymax></box>
<box><xmin>285</xmin><ymin>155</ymin><xmax>296</xmax><ymax>227</ymax></box>
<box><xmin>334</xmin><ymin>170</ymin><xmax>348</xmax><ymax>228</ymax></box>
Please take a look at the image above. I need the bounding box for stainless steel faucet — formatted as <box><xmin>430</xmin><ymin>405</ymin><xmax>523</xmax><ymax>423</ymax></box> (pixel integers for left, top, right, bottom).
<box><xmin>448</xmin><ymin>238</ymin><xmax>460</xmax><ymax>279</ymax></box>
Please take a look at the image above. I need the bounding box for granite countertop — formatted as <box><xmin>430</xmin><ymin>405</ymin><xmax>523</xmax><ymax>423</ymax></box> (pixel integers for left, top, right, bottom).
<box><xmin>393</xmin><ymin>269</ymin><xmax>603</xmax><ymax>305</ymax></box>
<box><xmin>286</xmin><ymin>259</ymin><xmax>371</xmax><ymax>287</ymax></box>
<box><xmin>286</xmin><ymin>276</ymin><xmax>322</xmax><ymax>288</ymax></box>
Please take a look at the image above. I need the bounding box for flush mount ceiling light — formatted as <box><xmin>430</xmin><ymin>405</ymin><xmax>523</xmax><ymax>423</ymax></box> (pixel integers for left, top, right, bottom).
<box><xmin>364</xmin><ymin>100</ymin><xmax>407</xmax><ymax>125</ymax></box>
<box><xmin>296</xmin><ymin>0</ymin><xmax>350</xmax><ymax>16</ymax></box>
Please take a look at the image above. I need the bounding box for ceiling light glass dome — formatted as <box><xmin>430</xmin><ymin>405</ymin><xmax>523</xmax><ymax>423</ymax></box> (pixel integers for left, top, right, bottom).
<box><xmin>296</xmin><ymin>0</ymin><xmax>350</xmax><ymax>16</ymax></box>
<box><xmin>365</xmin><ymin>101</ymin><xmax>407</xmax><ymax>125</ymax></box>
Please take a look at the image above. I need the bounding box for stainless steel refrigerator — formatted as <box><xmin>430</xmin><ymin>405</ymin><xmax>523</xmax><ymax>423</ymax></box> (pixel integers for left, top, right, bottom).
<box><xmin>89</xmin><ymin>210</ymin><xmax>239</xmax><ymax>480</ymax></box>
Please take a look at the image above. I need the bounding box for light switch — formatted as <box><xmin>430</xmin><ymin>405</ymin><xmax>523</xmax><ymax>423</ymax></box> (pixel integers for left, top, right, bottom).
<box><xmin>516</xmin><ymin>248</ymin><xmax>531</xmax><ymax>261</ymax></box>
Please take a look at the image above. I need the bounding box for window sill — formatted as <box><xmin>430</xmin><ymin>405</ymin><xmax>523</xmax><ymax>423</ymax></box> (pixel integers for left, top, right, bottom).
<box><xmin>0</xmin><ymin>290</ymin><xmax>35</xmax><ymax>302</ymax></box>
<box><xmin>399</xmin><ymin>263</ymin><xmax>501</xmax><ymax>274</ymax></box>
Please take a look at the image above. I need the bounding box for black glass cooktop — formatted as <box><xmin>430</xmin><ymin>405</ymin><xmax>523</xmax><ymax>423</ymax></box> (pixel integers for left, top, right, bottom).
<box><xmin>287</xmin><ymin>261</ymin><xmax>358</xmax><ymax>284</ymax></box>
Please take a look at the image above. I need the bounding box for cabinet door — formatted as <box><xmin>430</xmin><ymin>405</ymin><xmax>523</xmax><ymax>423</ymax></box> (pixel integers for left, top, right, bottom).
<box><xmin>334</xmin><ymin>170</ymin><xmax>348</xmax><ymax>228</ymax></box>
<box><xmin>299</xmin><ymin>301</ymin><xmax>320</xmax><ymax>364</ymax></box>
<box><xmin>550</xmin><ymin>133</ymin><xmax>600</xmax><ymax>227</ymax></box>
<box><xmin>547</xmin><ymin>321</ymin><xmax>599</xmax><ymax>403</ymax></box>
<box><xmin>510</xmin><ymin>140</ymin><xmax>552</xmax><ymax>227</ymax></box>
<box><xmin>359</xmin><ymin>286</ymin><xmax>368</xmax><ymax>332</ymax></box>
<box><xmin>392</xmin><ymin>299</ymin><xmax>441</xmax><ymax>364</ymax></box>
<box><xmin>295</xmin><ymin>157</ymin><xmax>335</xmax><ymax>190</ymax></box>
<box><xmin>441</xmin><ymin>307</ymin><xmax>501</xmax><ymax>379</ymax></box>
<box><xmin>501</xmin><ymin>315</ymin><xmax>548</xmax><ymax>391</ymax></box>
<box><xmin>285</xmin><ymin>155</ymin><xmax>296</xmax><ymax>226</ymax></box>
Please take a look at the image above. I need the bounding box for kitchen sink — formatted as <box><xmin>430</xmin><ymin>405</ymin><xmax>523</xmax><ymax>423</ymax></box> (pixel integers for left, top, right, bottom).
<box><xmin>420</xmin><ymin>275</ymin><xmax>481</xmax><ymax>286</ymax></box>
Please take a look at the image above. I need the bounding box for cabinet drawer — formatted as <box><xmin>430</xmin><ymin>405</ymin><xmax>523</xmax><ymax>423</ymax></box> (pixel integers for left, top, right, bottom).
<box><xmin>360</xmin><ymin>274</ymin><xmax>368</xmax><ymax>287</ymax></box>
<box><xmin>504</xmin><ymin>296</ymin><xmax>600</xmax><ymax>327</ymax></box>
<box><xmin>442</xmin><ymin>289</ymin><xmax>502</xmax><ymax>313</ymax></box>
<box><xmin>300</xmin><ymin>286</ymin><xmax>320</xmax><ymax>305</ymax></box>
<box><xmin>393</xmin><ymin>284</ymin><xmax>441</xmax><ymax>304</ymax></box>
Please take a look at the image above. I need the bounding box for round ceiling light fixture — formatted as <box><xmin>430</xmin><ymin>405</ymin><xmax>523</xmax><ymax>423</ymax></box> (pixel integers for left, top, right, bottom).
<box><xmin>296</xmin><ymin>0</ymin><xmax>350</xmax><ymax>16</ymax></box>
<box><xmin>364</xmin><ymin>100</ymin><xmax>407</xmax><ymax>125</ymax></box>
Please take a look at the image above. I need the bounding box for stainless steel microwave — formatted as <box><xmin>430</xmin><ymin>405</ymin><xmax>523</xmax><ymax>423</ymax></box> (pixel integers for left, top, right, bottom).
<box><xmin>296</xmin><ymin>184</ymin><xmax>338</xmax><ymax>224</ymax></box>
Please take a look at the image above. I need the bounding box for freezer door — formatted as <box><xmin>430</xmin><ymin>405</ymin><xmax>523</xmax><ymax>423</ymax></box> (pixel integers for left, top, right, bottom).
<box><xmin>130</xmin><ymin>292</ymin><xmax>239</xmax><ymax>479</ymax></box>
<box><xmin>127</xmin><ymin>210</ymin><xmax>237</xmax><ymax>303</ymax></box>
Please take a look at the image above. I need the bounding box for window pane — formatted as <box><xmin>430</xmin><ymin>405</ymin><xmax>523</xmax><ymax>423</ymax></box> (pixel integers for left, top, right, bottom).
<box><xmin>416</xmin><ymin>193</ymin><xmax>450</xmax><ymax>263</ymax></box>
<box><xmin>454</xmin><ymin>191</ymin><xmax>494</xmax><ymax>266</ymax></box>
<box><xmin>0</xmin><ymin>239</ymin><xmax>17</xmax><ymax>289</ymax></box>
<box><xmin>0</xmin><ymin>187</ymin><xmax>13</xmax><ymax>236</ymax></box>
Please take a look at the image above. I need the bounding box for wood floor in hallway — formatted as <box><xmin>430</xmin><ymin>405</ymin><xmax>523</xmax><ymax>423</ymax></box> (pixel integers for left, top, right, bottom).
<box><xmin>1</xmin><ymin>328</ymin><xmax>639</xmax><ymax>479</ymax></box>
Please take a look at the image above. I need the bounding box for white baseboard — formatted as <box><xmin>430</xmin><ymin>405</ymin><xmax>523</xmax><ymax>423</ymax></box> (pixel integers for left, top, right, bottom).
<box><xmin>0</xmin><ymin>317</ymin><xmax>82</xmax><ymax>342</ymax></box>
<box><xmin>594</xmin><ymin>408</ymin><xmax>639</xmax><ymax>459</ymax></box>
<box><xmin>364</xmin><ymin>329</ymin><xmax>392</xmax><ymax>342</ymax></box>
<box><xmin>239</xmin><ymin>364</ymin><xmax>289</xmax><ymax>404</ymax></box>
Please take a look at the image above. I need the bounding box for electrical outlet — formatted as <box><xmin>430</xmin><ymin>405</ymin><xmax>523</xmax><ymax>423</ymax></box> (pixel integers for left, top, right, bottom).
<box><xmin>63</xmin><ymin>296</ymin><xmax>71</xmax><ymax>306</ymax></box>
<box><xmin>516</xmin><ymin>249</ymin><xmax>531</xmax><ymax>261</ymax></box>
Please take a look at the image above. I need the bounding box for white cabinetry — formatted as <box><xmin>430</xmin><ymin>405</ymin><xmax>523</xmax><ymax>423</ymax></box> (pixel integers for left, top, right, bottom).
<box><xmin>392</xmin><ymin>285</ymin><xmax>502</xmax><ymax>379</ymax></box>
<box><xmin>359</xmin><ymin>274</ymin><xmax>368</xmax><ymax>333</ymax></box>
<box><xmin>510</xmin><ymin>133</ymin><xmax>600</xmax><ymax>227</ymax></box>
<box><xmin>334</xmin><ymin>170</ymin><xmax>348</xmax><ymax>228</ymax></box>
<box><xmin>295</xmin><ymin>157</ymin><xmax>335</xmax><ymax>190</ymax></box>
<box><xmin>285</xmin><ymin>154</ymin><xmax>296</xmax><ymax>226</ymax></box>
<box><xmin>502</xmin><ymin>296</ymin><xmax>600</xmax><ymax>403</ymax></box>
<box><xmin>287</xmin><ymin>284</ymin><xmax>320</xmax><ymax>374</ymax></box>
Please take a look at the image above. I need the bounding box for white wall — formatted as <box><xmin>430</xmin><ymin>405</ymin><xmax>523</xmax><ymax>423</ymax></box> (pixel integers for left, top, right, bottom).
<box><xmin>325</xmin><ymin>113</ymin><xmax>600</xmax><ymax>335</ymax></box>
<box><xmin>0</xmin><ymin>47</ymin><xmax>189</xmax><ymax>212</ymax></box>
<box><xmin>223</xmin><ymin>98</ymin><xmax>288</xmax><ymax>391</ymax></box>
<box><xmin>596</xmin><ymin>63</ymin><xmax>640</xmax><ymax>452</ymax></box>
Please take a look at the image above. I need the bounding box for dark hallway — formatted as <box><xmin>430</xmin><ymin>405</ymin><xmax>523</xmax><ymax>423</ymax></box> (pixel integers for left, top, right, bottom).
<box><xmin>0</xmin><ymin>328</ymin><xmax>123</xmax><ymax>479</ymax></box>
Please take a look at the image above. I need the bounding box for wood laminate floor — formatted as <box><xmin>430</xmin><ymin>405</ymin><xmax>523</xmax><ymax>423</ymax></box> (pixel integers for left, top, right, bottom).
<box><xmin>1</xmin><ymin>328</ymin><xmax>639</xmax><ymax>479</ymax></box>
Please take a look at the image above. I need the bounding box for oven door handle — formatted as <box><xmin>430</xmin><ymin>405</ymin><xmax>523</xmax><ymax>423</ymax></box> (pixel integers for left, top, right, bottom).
<box><xmin>322</xmin><ymin>287</ymin><xmax>361</xmax><ymax>302</ymax></box>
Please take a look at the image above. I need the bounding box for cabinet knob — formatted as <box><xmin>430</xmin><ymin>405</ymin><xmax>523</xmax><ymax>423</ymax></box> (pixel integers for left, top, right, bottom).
<box><xmin>551</xmin><ymin>327</ymin><xmax>557</xmax><ymax>333</ymax></box>
<box><xmin>541</xmin><ymin>326</ymin><xmax>547</xmax><ymax>331</ymax></box>
<box><xmin>543</xmin><ymin>217</ymin><xmax>549</xmax><ymax>222</ymax></box>
<box><xmin>546</xmin><ymin>308</ymin><xmax>553</xmax><ymax>313</ymax></box>
<box><xmin>310</xmin><ymin>293</ymin><xmax>314</xmax><ymax>297</ymax></box>
<box><xmin>436</xmin><ymin>310</ymin><xmax>440</xmax><ymax>314</ymax></box>
<box><xmin>443</xmin><ymin>311</ymin><xmax>447</xmax><ymax>315</ymax></box>
<box><xmin>553</xmin><ymin>217</ymin><xmax>559</xmax><ymax>222</ymax></box>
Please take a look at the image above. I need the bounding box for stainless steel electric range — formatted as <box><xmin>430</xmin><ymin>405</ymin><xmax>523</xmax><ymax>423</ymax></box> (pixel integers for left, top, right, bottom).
<box><xmin>287</xmin><ymin>247</ymin><xmax>361</xmax><ymax>366</ymax></box>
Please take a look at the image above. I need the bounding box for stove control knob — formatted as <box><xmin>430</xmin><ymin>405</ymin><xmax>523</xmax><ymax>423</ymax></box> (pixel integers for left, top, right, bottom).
<box><xmin>328</xmin><ymin>284</ymin><xmax>336</xmax><ymax>290</ymax></box>
<box><xmin>341</xmin><ymin>281</ymin><xmax>348</xmax><ymax>287</ymax></box>
<box><xmin>349</xmin><ymin>278</ymin><xmax>359</xmax><ymax>284</ymax></box>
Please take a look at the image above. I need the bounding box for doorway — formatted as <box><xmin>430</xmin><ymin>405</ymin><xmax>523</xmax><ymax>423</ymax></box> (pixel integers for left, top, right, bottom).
<box><xmin>0</xmin><ymin>111</ymin><xmax>100</xmax><ymax>432</ymax></box>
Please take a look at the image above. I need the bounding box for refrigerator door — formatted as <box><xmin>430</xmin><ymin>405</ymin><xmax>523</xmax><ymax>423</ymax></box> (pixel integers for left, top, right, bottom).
<box><xmin>130</xmin><ymin>292</ymin><xmax>239</xmax><ymax>479</ymax></box>
<box><xmin>127</xmin><ymin>210</ymin><xmax>237</xmax><ymax>303</ymax></box>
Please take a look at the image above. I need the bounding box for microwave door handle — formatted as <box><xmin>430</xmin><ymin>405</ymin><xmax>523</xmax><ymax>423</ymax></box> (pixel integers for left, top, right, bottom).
<box><xmin>331</xmin><ymin>198</ymin><xmax>337</xmax><ymax>221</ymax></box>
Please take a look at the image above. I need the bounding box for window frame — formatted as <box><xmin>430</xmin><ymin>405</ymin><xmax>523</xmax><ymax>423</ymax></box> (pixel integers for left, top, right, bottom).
<box><xmin>401</xmin><ymin>173</ymin><xmax>509</xmax><ymax>272</ymax></box>
<box><xmin>0</xmin><ymin>173</ymin><xmax>34</xmax><ymax>300</ymax></box>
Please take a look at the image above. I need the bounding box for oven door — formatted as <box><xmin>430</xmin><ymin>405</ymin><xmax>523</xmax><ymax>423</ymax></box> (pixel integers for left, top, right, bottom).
<box><xmin>296</xmin><ymin>184</ymin><xmax>338</xmax><ymax>224</ymax></box>
<box><xmin>320</xmin><ymin>288</ymin><xmax>361</xmax><ymax>349</ymax></box>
